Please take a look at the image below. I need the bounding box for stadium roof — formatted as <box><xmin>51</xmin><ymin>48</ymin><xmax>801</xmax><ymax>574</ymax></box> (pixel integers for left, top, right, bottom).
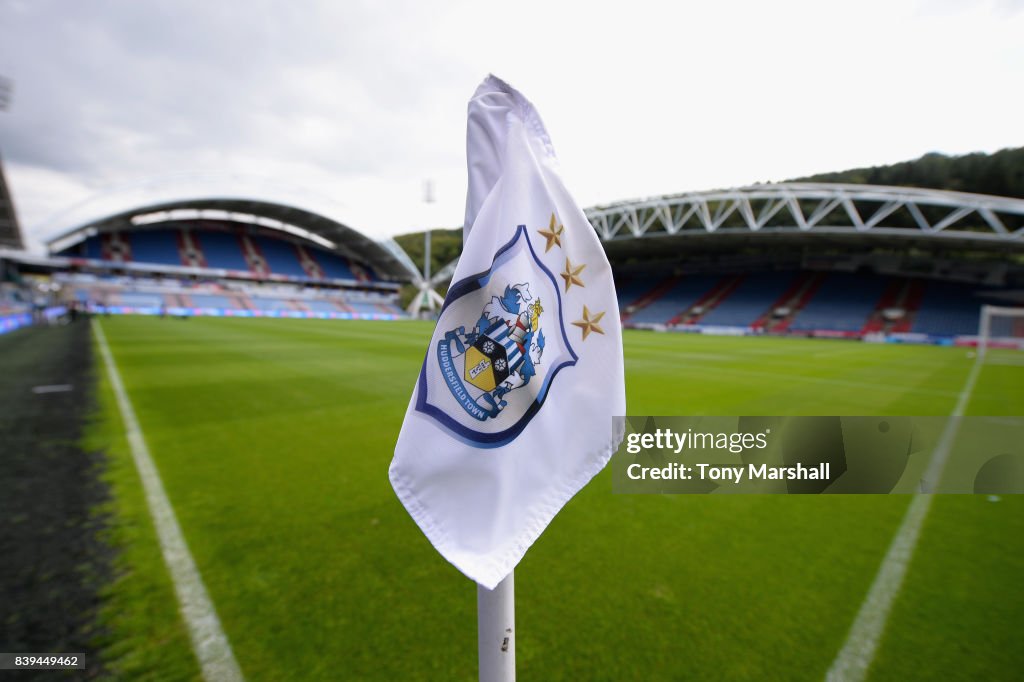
<box><xmin>585</xmin><ymin>183</ymin><xmax>1024</xmax><ymax>256</ymax></box>
<box><xmin>45</xmin><ymin>196</ymin><xmax>421</xmax><ymax>282</ymax></box>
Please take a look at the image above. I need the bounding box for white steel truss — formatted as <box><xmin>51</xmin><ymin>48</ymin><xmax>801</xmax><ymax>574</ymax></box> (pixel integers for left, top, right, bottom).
<box><xmin>584</xmin><ymin>183</ymin><xmax>1024</xmax><ymax>245</ymax></box>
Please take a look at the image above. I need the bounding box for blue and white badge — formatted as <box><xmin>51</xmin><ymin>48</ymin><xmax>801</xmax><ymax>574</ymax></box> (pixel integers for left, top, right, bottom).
<box><xmin>415</xmin><ymin>225</ymin><xmax>578</xmax><ymax>448</ymax></box>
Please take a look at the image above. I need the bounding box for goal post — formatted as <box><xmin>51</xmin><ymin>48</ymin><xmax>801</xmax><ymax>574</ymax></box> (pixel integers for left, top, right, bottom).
<box><xmin>978</xmin><ymin>305</ymin><xmax>1024</xmax><ymax>357</ymax></box>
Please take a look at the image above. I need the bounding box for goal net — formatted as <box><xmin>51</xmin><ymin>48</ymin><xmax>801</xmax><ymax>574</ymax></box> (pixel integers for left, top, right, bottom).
<box><xmin>978</xmin><ymin>305</ymin><xmax>1024</xmax><ymax>356</ymax></box>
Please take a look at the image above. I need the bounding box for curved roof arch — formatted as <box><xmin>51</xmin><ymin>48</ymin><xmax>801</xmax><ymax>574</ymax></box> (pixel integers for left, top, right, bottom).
<box><xmin>584</xmin><ymin>183</ymin><xmax>1024</xmax><ymax>249</ymax></box>
<box><xmin>45</xmin><ymin>195</ymin><xmax>421</xmax><ymax>282</ymax></box>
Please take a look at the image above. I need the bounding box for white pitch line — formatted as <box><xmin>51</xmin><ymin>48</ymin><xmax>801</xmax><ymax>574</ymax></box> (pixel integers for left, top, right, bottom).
<box><xmin>93</xmin><ymin>320</ymin><xmax>245</xmax><ymax>682</ymax></box>
<box><xmin>825</xmin><ymin>357</ymin><xmax>984</xmax><ymax>682</ymax></box>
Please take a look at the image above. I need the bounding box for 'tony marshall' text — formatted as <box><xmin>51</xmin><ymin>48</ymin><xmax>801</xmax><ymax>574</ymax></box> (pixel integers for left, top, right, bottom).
<box><xmin>627</xmin><ymin>462</ymin><xmax>831</xmax><ymax>483</ymax></box>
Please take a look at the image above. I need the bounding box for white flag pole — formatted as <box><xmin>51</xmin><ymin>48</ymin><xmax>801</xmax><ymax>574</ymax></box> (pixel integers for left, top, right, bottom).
<box><xmin>478</xmin><ymin>572</ymin><xmax>515</xmax><ymax>681</ymax></box>
<box><xmin>465</xmin><ymin>76</ymin><xmax>515</xmax><ymax>680</ymax></box>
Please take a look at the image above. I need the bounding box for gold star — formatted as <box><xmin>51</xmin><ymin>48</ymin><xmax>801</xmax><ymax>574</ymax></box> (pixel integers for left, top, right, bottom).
<box><xmin>572</xmin><ymin>305</ymin><xmax>605</xmax><ymax>341</ymax></box>
<box><xmin>537</xmin><ymin>213</ymin><xmax>564</xmax><ymax>252</ymax></box>
<box><xmin>560</xmin><ymin>258</ymin><xmax>586</xmax><ymax>292</ymax></box>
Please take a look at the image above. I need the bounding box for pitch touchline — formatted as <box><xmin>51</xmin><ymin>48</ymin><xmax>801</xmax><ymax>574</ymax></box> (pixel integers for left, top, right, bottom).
<box><xmin>93</xmin><ymin>320</ymin><xmax>245</xmax><ymax>682</ymax></box>
<box><xmin>825</xmin><ymin>358</ymin><xmax>984</xmax><ymax>682</ymax></box>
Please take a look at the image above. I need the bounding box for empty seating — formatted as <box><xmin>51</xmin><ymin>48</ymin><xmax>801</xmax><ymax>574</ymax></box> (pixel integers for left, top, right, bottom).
<box><xmin>306</xmin><ymin>300</ymin><xmax>345</xmax><ymax>313</ymax></box>
<box><xmin>79</xmin><ymin>237</ymin><xmax>103</xmax><ymax>260</ymax></box>
<box><xmin>249</xmin><ymin>298</ymin><xmax>294</xmax><ymax>312</ymax></box>
<box><xmin>700</xmin><ymin>272</ymin><xmax>797</xmax><ymax>327</ymax></box>
<box><xmin>198</xmin><ymin>232</ymin><xmax>250</xmax><ymax>270</ymax></box>
<box><xmin>188</xmin><ymin>293</ymin><xmax>234</xmax><ymax>309</ymax></box>
<box><xmin>347</xmin><ymin>300</ymin><xmax>384</xmax><ymax>315</ymax></box>
<box><xmin>254</xmin><ymin>237</ymin><xmax>307</xmax><ymax>278</ymax></box>
<box><xmin>315</xmin><ymin>252</ymin><xmax>357</xmax><ymax>280</ymax></box>
<box><xmin>912</xmin><ymin>282</ymin><xmax>985</xmax><ymax>336</ymax></box>
<box><xmin>789</xmin><ymin>273</ymin><xmax>888</xmax><ymax>332</ymax></box>
<box><xmin>129</xmin><ymin>230</ymin><xmax>182</xmax><ymax>266</ymax></box>
<box><xmin>617</xmin><ymin>276</ymin><xmax>661</xmax><ymax>309</ymax></box>
<box><xmin>629</xmin><ymin>275</ymin><xmax>722</xmax><ymax>325</ymax></box>
<box><xmin>118</xmin><ymin>293</ymin><xmax>166</xmax><ymax>309</ymax></box>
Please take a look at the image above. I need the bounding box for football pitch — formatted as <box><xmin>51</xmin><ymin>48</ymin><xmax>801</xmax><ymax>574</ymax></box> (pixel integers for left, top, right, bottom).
<box><xmin>87</xmin><ymin>316</ymin><xmax>1023</xmax><ymax>681</ymax></box>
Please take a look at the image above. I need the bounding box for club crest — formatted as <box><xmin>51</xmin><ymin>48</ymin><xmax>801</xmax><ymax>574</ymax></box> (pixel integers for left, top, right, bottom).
<box><xmin>415</xmin><ymin>225</ymin><xmax>577</xmax><ymax>447</ymax></box>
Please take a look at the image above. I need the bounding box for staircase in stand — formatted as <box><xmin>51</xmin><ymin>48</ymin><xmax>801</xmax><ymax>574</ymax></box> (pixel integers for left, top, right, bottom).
<box><xmin>620</xmin><ymin>275</ymin><xmax>684</xmax><ymax>322</ymax></box>
<box><xmin>756</xmin><ymin>272</ymin><xmax>826</xmax><ymax>333</ymax></box>
<box><xmin>238</xmin><ymin>234</ymin><xmax>270</xmax><ymax>277</ymax></box>
<box><xmin>861</xmin><ymin>278</ymin><xmax>904</xmax><ymax>334</ymax></box>
<box><xmin>177</xmin><ymin>229</ymin><xmax>207</xmax><ymax>268</ymax></box>
<box><xmin>889</xmin><ymin>279</ymin><xmax>926</xmax><ymax>333</ymax></box>
<box><xmin>668</xmin><ymin>274</ymin><xmax>745</xmax><ymax>326</ymax></box>
<box><xmin>859</xmin><ymin>278</ymin><xmax>928</xmax><ymax>335</ymax></box>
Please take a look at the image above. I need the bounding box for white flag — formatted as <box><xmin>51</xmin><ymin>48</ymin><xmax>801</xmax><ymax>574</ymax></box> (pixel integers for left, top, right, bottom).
<box><xmin>390</xmin><ymin>75</ymin><xmax>626</xmax><ymax>589</ymax></box>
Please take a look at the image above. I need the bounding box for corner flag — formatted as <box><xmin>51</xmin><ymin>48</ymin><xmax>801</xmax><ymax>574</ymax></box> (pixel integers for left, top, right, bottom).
<box><xmin>390</xmin><ymin>75</ymin><xmax>626</xmax><ymax>589</ymax></box>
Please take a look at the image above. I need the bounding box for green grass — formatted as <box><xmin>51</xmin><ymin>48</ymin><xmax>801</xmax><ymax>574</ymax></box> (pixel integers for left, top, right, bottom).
<box><xmin>91</xmin><ymin>317</ymin><xmax>1024</xmax><ymax>680</ymax></box>
<box><xmin>89</xmin><ymin>368</ymin><xmax>202</xmax><ymax>681</ymax></box>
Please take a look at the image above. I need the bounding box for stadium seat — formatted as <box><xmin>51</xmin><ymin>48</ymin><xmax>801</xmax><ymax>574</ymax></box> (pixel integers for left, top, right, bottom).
<box><xmin>314</xmin><ymin>251</ymin><xmax>357</xmax><ymax>280</ymax></box>
<box><xmin>306</xmin><ymin>300</ymin><xmax>346</xmax><ymax>313</ymax></box>
<box><xmin>699</xmin><ymin>272</ymin><xmax>797</xmax><ymax>327</ymax></box>
<box><xmin>789</xmin><ymin>273</ymin><xmax>888</xmax><ymax>332</ymax></box>
<box><xmin>253</xmin><ymin>237</ymin><xmax>308</xmax><ymax>278</ymax></box>
<box><xmin>628</xmin><ymin>275</ymin><xmax>723</xmax><ymax>325</ymax></box>
<box><xmin>129</xmin><ymin>230</ymin><xmax>182</xmax><ymax>266</ymax></box>
<box><xmin>197</xmin><ymin>231</ymin><xmax>250</xmax><ymax>271</ymax></box>
<box><xmin>249</xmin><ymin>297</ymin><xmax>296</xmax><ymax>312</ymax></box>
<box><xmin>912</xmin><ymin>281</ymin><xmax>989</xmax><ymax>336</ymax></box>
<box><xmin>188</xmin><ymin>293</ymin><xmax>234</xmax><ymax>309</ymax></box>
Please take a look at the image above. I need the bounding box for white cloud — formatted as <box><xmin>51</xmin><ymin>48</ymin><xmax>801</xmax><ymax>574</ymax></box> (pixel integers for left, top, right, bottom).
<box><xmin>3</xmin><ymin>162</ymin><xmax>95</xmax><ymax>252</ymax></box>
<box><xmin>0</xmin><ymin>0</ymin><xmax>1021</xmax><ymax>253</ymax></box>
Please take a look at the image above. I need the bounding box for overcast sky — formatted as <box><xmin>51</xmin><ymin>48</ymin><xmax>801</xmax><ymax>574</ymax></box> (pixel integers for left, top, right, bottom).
<box><xmin>1</xmin><ymin>0</ymin><xmax>1022</xmax><ymax>252</ymax></box>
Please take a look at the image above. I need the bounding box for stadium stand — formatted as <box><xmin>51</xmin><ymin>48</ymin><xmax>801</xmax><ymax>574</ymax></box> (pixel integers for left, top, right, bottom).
<box><xmin>611</xmin><ymin>270</ymin><xmax>1019</xmax><ymax>339</ymax></box>
<box><xmin>295</xmin><ymin>245</ymin><xmax>326</xmax><ymax>279</ymax></box>
<box><xmin>59</xmin><ymin>227</ymin><xmax>377</xmax><ymax>286</ymax></box>
<box><xmin>0</xmin><ymin>283</ymin><xmax>32</xmax><ymax>335</ymax></box>
<box><xmin>101</xmin><ymin>233</ymin><xmax>131</xmax><ymax>262</ymax></box>
<box><xmin>128</xmin><ymin>230</ymin><xmax>182</xmax><ymax>266</ymax></box>
<box><xmin>699</xmin><ymin>272</ymin><xmax>797</xmax><ymax>328</ymax></box>
<box><xmin>188</xmin><ymin>293</ymin><xmax>235</xmax><ymax>309</ymax></box>
<box><xmin>788</xmin><ymin>273</ymin><xmax>889</xmax><ymax>333</ymax></box>
<box><xmin>253</xmin><ymin>236</ymin><xmax>307</xmax><ymax>278</ymax></box>
<box><xmin>177</xmin><ymin>228</ymin><xmax>207</xmax><ymax>267</ymax></box>
<box><xmin>238</xmin><ymin>234</ymin><xmax>269</xmax><ymax>275</ymax></box>
<box><xmin>861</xmin><ymin>279</ymin><xmax>906</xmax><ymax>334</ymax></box>
<box><xmin>346</xmin><ymin>300</ymin><xmax>389</xmax><ymax>315</ymax></box>
<box><xmin>305</xmin><ymin>299</ymin><xmax>347</xmax><ymax>314</ymax></box>
<box><xmin>616</xmin><ymin>276</ymin><xmax>662</xmax><ymax>313</ymax></box>
<box><xmin>764</xmin><ymin>273</ymin><xmax>827</xmax><ymax>333</ymax></box>
<box><xmin>81</xmin><ymin>237</ymin><xmax>103</xmax><ymax>260</ymax></box>
<box><xmin>249</xmin><ymin>297</ymin><xmax>296</xmax><ymax>312</ymax></box>
<box><xmin>315</xmin><ymin>251</ymin><xmax>358</xmax><ymax>281</ymax></box>
<box><xmin>628</xmin><ymin>275</ymin><xmax>724</xmax><ymax>325</ymax></box>
<box><xmin>679</xmin><ymin>276</ymin><xmax>742</xmax><ymax>324</ymax></box>
<box><xmin>890</xmin><ymin>280</ymin><xmax>926</xmax><ymax>333</ymax></box>
<box><xmin>58</xmin><ymin>274</ymin><xmax>405</xmax><ymax>319</ymax></box>
<box><xmin>193</xmin><ymin>231</ymin><xmax>250</xmax><ymax>271</ymax></box>
<box><xmin>118</xmin><ymin>292</ymin><xmax>165</xmax><ymax>309</ymax></box>
<box><xmin>22</xmin><ymin>184</ymin><xmax>1022</xmax><ymax>339</ymax></box>
<box><xmin>911</xmin><ymin>280</ymin><xmax>990</xmax><ymax>336</ymax></box>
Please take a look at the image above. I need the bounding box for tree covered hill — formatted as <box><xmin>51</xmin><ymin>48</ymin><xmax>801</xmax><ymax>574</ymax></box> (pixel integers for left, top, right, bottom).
<box><xmin>790</xmin><ymin>146</ymin><xmax>1024</xmax><ymax>199</ymax></box>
